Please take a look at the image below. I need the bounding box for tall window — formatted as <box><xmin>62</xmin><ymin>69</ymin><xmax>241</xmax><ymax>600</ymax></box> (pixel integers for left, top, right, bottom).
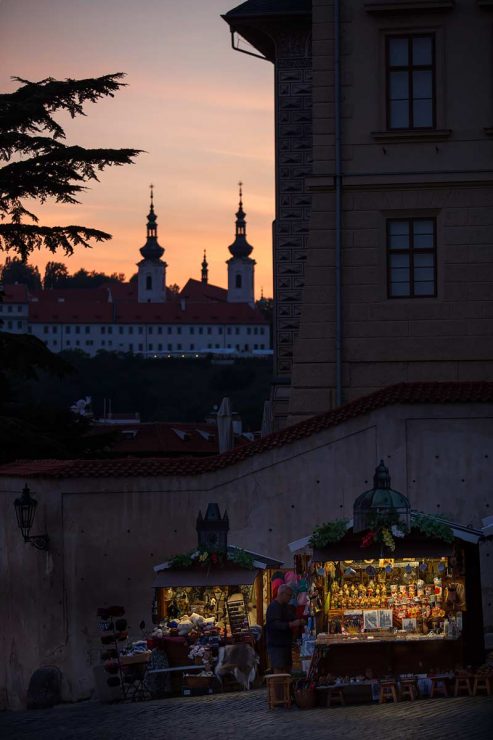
<box><xmin>386</xmin><ymin>35</ymin><xmax>435</xmax><ymax>130</ymax></box>
<box><xmin>146</xmin><ymin>275</ymin><xmax>152</xmax><ymax>290</ymax></box>
<box><xmin>387</xmin><ymin>218</ymin><xmax>436</xmax><ymax>298</ymax></box>
<box><xmin>235</xmin><ymin>274</ymin><xmax>242</xmax><ymax>288</ymax></box>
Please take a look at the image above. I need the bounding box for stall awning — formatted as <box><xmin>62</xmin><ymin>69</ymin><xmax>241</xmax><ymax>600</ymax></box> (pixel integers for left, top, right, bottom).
<box><xmin>288</xmin><ymin>511</ymin><xmax>484</xmax><ymax>555</ymax></box>
<box><xmin>152</xmin><ymin>566</ymin><xmax>259</xmax><ymax>589</ymax></box>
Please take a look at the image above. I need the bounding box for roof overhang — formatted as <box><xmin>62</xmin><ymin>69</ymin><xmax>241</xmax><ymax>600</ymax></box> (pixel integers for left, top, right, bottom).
<box><xmin>152</xmin><ymin>566</ymin><xmax>259</xmax><ymax>588</ymax></box>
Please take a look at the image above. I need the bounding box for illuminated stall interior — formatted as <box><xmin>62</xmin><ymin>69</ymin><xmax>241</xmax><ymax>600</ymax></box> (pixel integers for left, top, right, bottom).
<box><xmin>152</xmin><ymin>504</ymin><xmax>282</xmax><ymax>639</ymax></box>
<box><xmin>291</xmin><ymin>462</ymin><xmax>485</xmax><ymax>677</ymax></box>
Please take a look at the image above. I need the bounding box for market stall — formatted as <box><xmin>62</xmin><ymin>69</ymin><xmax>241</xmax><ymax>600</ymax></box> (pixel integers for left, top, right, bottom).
<box><xmin>149</xmin><ymin>503</ymin><xmax>283</xmax><ymax>691</ymax></box>
<box><xmin>289</xmin><ymin>462</ymin><xmax>486</xmax><ymax>691</ymax></box>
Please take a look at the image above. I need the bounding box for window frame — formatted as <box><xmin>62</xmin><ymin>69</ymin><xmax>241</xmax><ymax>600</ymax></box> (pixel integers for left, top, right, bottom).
<box><xmin>386</xmin><ymin>216</ymin><xmax>437</xmax><ymax>299</ymax></box>
<box><xmin>385</xmin><ymin>33</ymin><xmax>436</xmax><ymax>131</ymax></box>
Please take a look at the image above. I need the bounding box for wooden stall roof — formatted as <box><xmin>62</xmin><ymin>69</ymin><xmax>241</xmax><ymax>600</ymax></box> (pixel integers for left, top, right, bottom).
<box><xmin>152</xmin><ymin>565</ymin><xmax>259</xmax><ymax>588</ymax></box>
<box><xmin>311</xmin><ymin>532</ymin><xmax>454</xmax><ymax>562</ymax></box>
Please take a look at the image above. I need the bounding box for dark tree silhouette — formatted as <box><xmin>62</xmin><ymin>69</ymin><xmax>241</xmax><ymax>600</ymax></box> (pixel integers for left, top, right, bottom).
<box><xmin>0</xmin><ymin>73</ymin><xmax>140</xmax><ymax>460</ymax></box>
<box><xmin>43</xmin><ymin>260</ymin><xmax>69</xmax><ymax>288</ymax></box>
<box><xmin>0</xmin><ymin>257</ymin><xmax>41</xmax><ymax>289</ymax></box>
<box><xmin>0</xmin><ymin>73</ymin><xmax>141</xmax><ymax>260</ymax></box>
<box><xmin>65</xmin><ymin>268</ymin><xmax>125</xmax><ymax>288</ymax></box>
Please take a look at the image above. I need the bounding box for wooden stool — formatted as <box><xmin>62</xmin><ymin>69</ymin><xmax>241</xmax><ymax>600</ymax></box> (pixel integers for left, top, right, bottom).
<box><xmin>430</xmin><ymin>677</ymin><xmax>449</xmax><ymax>698</ymax></box>
<box><xmin>454</xmin><ymin>676</ymin><xmax>472</xmax><ymax>697</ymax></box>
<box><xmin>399</xmin><ymin>679</ymin><xmax>418</xmax><ymax>701</ymax></box>
<box><xmin>472</xmin><ymin>675</ymin><xmax>491</xmax><ymax>696</ymax></box>
<box><xmin>266</xmin><ymin>673</ymin><xmax>292</xmax><ymax>709</ymax></box>
<box><xmin>327</xmin><ymin>685</ymin><xmax>345</xmax><ymax>707</ymax></box>
<box><xmin>379</xmin><ymin>681</ymin><xmax>398</xmax><ymax>703</ymax></box>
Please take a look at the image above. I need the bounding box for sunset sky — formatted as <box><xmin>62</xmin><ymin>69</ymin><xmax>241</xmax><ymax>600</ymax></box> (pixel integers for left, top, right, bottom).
<box><xmin>0</xmin><ymin>0</ymin><xmax>274</xmax><ymax>296</ymax></box>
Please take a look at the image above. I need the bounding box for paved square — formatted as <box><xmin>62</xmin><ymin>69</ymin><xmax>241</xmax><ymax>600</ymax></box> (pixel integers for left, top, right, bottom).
<box><xmin>1</xmin><ymin>690</ymin><xmax>492</xmax><ymax>740</ymax></box>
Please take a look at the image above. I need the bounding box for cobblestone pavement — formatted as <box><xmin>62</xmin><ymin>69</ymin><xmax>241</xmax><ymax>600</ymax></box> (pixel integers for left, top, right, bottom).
<box><xmin>1</xmin><ymin>690</ymin><xmax>492</xmax><ymax>740</ymax></box>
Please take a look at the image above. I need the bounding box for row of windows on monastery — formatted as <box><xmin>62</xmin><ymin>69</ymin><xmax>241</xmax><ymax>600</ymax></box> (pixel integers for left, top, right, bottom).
<box><xmin>38</xmin><ymin>339</ymin><xmax>268</xmax><ymax>354</ymax></box>
<box><xmin>35</xmin><ymin>324</ymin><xmax>267</xmax><ymax>336</ymax></box>
<box><xmin>0</xmin><ymin>318</ymin><xmax>269</xmax><ymax>356</ymax></box>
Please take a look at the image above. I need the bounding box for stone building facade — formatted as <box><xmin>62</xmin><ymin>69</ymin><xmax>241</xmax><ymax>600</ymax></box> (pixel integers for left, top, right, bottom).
<box><xmin>225</xmin><ymin>0</ymin><xmax>493</xmax><ymax>427</ymax></box>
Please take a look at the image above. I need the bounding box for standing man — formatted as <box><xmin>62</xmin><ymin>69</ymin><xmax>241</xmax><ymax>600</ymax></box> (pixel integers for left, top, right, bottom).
<box><xmin>265</xmin><ymin>583</ymin><xmax>305</xmax><ymax>673</ymax></box>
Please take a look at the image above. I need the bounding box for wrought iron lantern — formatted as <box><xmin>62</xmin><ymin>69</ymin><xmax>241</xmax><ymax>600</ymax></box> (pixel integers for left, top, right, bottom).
<box><xmin>353</xmin><ymin>460</ymin><xmax>411</xmax><ymax>534</ymax></box>
<box><xmin>13</xmin><ymin>484</ymin><xmax>49</xmax><ymax>551</ymax></box>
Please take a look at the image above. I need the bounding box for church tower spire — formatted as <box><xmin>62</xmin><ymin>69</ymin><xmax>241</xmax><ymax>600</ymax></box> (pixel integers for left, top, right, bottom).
<box><xmin>227</xmin><ymin>182</ymin><xmax>256</xmax><ymax>305</ymax></box>
<box><xmin>137</xmin><ymin>185</ymin><xmax>167</xmax><ymax>303</ymax></box>
<box><xmin>228</xmin><ymin>181</ymin><xmax>253</xmax><ymax>258</ymax></box>
<box><xmin>201</xmin><ymin>250</ymin><xmax>209</xmax><ymax>284</ymax></box>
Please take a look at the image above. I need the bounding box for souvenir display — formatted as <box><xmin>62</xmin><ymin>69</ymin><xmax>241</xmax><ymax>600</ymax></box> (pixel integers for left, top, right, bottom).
<box><xmin>320</xmin><ymin>557</ymin><xmax>466</xmax><ymax>638</ymax></box>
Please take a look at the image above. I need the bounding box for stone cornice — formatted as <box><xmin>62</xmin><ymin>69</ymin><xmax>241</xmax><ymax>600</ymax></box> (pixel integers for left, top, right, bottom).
<box><xmin>364</xmin><ymin>0</ymin><xmax>455</xmax><ymax>13</ymax></box>
<box><xmin>371</xmin><ymin>129</ymin><xmax>452</xmax><ymax>143</ymax></box>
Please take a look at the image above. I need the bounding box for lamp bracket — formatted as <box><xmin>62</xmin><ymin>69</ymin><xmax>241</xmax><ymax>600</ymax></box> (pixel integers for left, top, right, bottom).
<box><xmin>25</xmin><ymin>535</ymin><xmax>50</xmax><ymax>551</ymax></box>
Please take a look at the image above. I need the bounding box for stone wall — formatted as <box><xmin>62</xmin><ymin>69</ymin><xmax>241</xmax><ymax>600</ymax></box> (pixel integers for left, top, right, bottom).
<box><xmin>1</xmin><ymin>401</ymin><xmax>492</xmax><ymax>708</ymax></box>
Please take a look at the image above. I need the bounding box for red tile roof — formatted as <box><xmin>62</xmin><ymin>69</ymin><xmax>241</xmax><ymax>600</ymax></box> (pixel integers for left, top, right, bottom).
<box><xmin>90</xmin><ymin>422</ymin><xmax>218</xmax><ymax>456</ymax></box>
<box><xmin>88</xmin><ymin>421</ymin><xmax>251</xmax><ymax>456</ymax></box>
<box><xmin>2</xmin><ymin>284</ymin><xmax>29</xmax><ymax>302</ymax></box>
<box><xmin>113</xmin><ymin>301</ymin><xmax>266</xmax><ymax>325</ymax></box>
<box><xmin>30</xmin><ymin>287</ymin><xmax>114</xmax><ymax>303</ymax></box>
<box><xmin>1</xmin><ymin>381</ymin><xmax>491</xmax><ymax>479</ymax></box>
<box><xmin>29</xmin><ymin>303</ymin><xmax>114</xmax><ymax>323</ymax></box>
<box><xmin>180</xmin><ymin>279</ymin><xmax>228</xmax><ymax>303</ymax></box>
<box><xmin>4</xmin><ymin>280</ymin><xmax>265</xmax><ymax>325</ymax></box>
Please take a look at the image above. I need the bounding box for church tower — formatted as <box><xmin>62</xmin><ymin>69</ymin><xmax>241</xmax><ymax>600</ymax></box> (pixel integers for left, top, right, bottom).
<box><xmin>201</xmin><ymin>250</ymin><xmax>208</xmax><ymax>284</ymax></box>
<box><xmin>137</xmin><ymin>186</ymin><xmax>167</xmax><ymax>303</ymax></box>
<box><xmin>227</xmin><ymin>183</ymin><xmax>255</xmax><ymax>305</ymax></box>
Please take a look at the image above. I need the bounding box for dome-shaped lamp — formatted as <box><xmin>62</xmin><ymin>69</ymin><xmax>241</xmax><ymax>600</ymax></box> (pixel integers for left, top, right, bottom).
<box><xmin>353</xmin><ymin>461</ymin><xmax>411</xmax><ymax>534</ymax></box>
<box><xmin>13</xmin><ymin>485</ymin><xmax>49</xmax><ymax>551</ymax></box>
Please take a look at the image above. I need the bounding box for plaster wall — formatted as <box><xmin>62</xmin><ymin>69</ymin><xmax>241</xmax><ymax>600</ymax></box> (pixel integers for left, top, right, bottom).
<box><xmin>1</xmin><ymin>402</ymin><xmax>492</xmax><ymax>708</ymax></box>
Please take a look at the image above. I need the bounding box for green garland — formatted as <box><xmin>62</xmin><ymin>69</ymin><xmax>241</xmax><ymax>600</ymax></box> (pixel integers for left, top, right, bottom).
<box><xmin>170</xmin><ymin>552</ymin><xmax>194</xmax><ymax>568</ymax></box>
<box><xmin>309</xmin><ymin>519</ymin><xmax>349</xmax><ymax>548</ymax></box>
<box><xmin>169</xmin><ymin>547</ymin><xmax>254</xmax><ymax>570</ymax></box>
<box><xmin>309</xmin><ymin>511</ymin><xmax>454</xmax><ymax>554</ymax></box>
<box><xmin>411</xmin><ymin>513</ymin><xmax>454</xmax><ymax>543</ymax></box>
<box><xmin>228</xmin><ymin>548</ymin><xmax>255</xmax><ymax>569</ymax></box>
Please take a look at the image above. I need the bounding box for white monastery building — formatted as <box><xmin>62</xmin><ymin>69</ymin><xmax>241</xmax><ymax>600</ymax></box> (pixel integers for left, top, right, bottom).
<box><xmin>0</xmin><ymin>188</ymin><xmax>270</xmax><ymax>358</ymax></box>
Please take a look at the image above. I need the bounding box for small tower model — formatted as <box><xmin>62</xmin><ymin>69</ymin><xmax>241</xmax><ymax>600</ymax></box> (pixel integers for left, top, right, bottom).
<box><xmin>137</xmin><ymin>185</ymin><xmax>167</xmax><ymax>303</ymax></box>
<box><xmin>196</xmin><ymin>503</ymin><xmax>229</xmax><ymax>553</ymax></box>
<box><xmin>227</xmin><ymin>182</ymin><xmax>255</xmax><ymax>305</ymax></box>
<box><xmin>201</xmin><ymin>250</ymin><xmax>209</xmax><ymax>284</ymax></box>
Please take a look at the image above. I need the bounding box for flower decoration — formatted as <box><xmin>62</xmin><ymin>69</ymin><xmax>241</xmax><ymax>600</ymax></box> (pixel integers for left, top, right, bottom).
<box><xmin>361</xmin><ymin>530</ymin><xmax>376</xmax><ymax>548</ymax></box>
<box><xmin>169</xmin><ymin>547</ymin><xmax>254</xmax><ymax>570</ymax></box>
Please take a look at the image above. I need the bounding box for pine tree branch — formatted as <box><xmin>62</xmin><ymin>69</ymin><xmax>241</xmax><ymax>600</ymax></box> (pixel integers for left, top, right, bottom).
<box><xmin>0</xmin><ymin>146</ymin><xmax>141</xmax><ymax>207</ymax></box>
<box><xmin>0</xmin><ymin>73</ymin><xmax>127</xmax><ymax>138</ymax></box>
<box><xmin>0</xmin><ymin>132</ymin><xmax>65</xmax><ymax>160</ymax></box>
<box><xmin>0</xmin><ymin>73</ymin><xmax>140</xmax><ymax>260</ymax></box>
<box><xmin>0</xmin><ymin>224</ymin><xmax>112</xmax><ymax>260</ymax></box>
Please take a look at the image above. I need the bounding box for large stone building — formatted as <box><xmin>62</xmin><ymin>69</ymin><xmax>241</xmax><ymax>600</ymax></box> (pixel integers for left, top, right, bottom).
<box><xmin>0</xmin><ymin>188</ymin><xmax>269</xmax><ymax>358</ymax></box>
<box><xmin>224</xmin><ymin>0</ymin><xmax>493</xmax><ymax>428</ymax></box>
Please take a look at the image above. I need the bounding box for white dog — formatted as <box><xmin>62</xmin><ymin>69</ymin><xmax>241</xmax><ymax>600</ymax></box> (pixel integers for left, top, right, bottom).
<box><xmin>215</xmin><ymin>644</ymin><xmax>259</xmax><ymax>690</ymax></box>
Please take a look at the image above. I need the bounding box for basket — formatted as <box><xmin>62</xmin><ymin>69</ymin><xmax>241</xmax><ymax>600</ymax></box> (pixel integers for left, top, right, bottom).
<box><xmin>183</xmin><ymin>674</ymin><xmax>214</xmax><ymax>690</ymax></box>
<box><xmin>294</xmin><ymin>684</ymin><xmax>316</xmax><ymax>709</ymax></box>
